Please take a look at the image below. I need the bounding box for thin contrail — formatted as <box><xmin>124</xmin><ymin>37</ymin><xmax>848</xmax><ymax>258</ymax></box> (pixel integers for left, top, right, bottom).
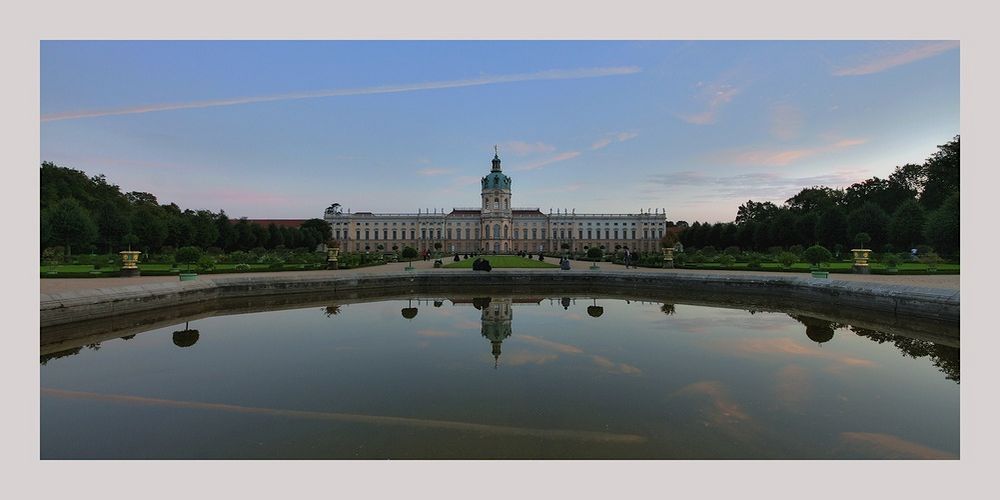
<box><xmin>41</xmin><ymin>387</ymin><xmax>647</xmax><ymax>444</ymax></box>
<box><xmin>41</xmin><ymin>66</ymin><xmax>641</xmax><ymax>122</ymax></box>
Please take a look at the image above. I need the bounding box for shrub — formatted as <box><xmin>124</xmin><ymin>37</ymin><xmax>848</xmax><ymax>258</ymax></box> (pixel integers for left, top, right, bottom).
<box><xmin>777</xmin><ymin>252</ymin><xmax>797</xmax><ymax>269</ymax></box>
<box><xmin>401</xmin><ymin>246</ymin><xmax>418</xmax><ymax>262</ymax></box>
<box><xmin>919</xmin><ymin>251</ymin><xmax>942</xmax><ymax>270</ymax></box>
<box><xmin>701</xmin><ymin>246</ymin><xmax>718</xmax><ymax>259</ymax></box>
<box><xmin>175</xmin><ymin>246</ymin><xmax>202</xmax><ymax>271</ymax></box>
<box><xmin>196</xmin><ymin>255</ymin><xmax>216</xmax><ymax>272</ymax></box>
<box><xmin>724</xmin><ymin>246</ymin><xmax>740</xmax><ymax>257</ymax></box>
<box><xmin>802</xmin><ymin>245</ymin><xmax>833</xmax><ymax>268</ymax></box>
<box><xmin>788</xmin><ymin>244</ymin><xmax>804</xmax><ymax>256</ymax></box>
<box><xmin>206</xmin><ymin>246</ymin><xmax>223</xmax><ymax>256</ymax></box>
<box><xmin>672</xmin><ymin>252</ymin><xmax>687</xmax><ymax>267</ymax></box>
<box><xmin>718</xmin><ymin>254</ymin><xmax>736</xmax><ymax>268</ymax></box>
<box><xmin>689</xmin><ymin>251</ymin><xmax>707</xmax><ymax>265</ymax></box>
<box><xmin>747</xmin><ymin>253</ymin><xmax>763</xmax><ymax>269</ymax></box>
<box><xmin>234</xmin><ymin>263</ymin><xmax>251</xmax><ymax>272</ymax></box>
<box><xmin>882</xmin><ymin>253</ymin><xmax>902</xmax><ymax>269</ymax></box>
<box><xmin>586</xmin><ymin>247</ymin><xmax>603</xmax><ymax>260</ymax></box>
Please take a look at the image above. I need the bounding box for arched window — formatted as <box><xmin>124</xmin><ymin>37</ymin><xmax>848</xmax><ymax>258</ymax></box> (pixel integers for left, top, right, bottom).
<box><xmin>504</xmin><ymin>225</ymin><xmax>509</xmax><ymax>238</ymax></box>
<box><xmin>494</xmin><ymin>224</ymin><xmax>501</xmax><ymax>238</ymax></box>
<box><xmin>494</xmin><ymin>198</ymin><xmax>499</xmax><ymax>210</ymax></box>
<box><xmin>504</xmin><ymin>199</ymin><xmax>508</xmax><ymax>209</ymax></box>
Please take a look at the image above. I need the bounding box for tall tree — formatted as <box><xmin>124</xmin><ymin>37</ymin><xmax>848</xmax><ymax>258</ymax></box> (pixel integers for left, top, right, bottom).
<box><xmin>888</xmin><ymin>199</ymin><xmax>927</xmax><ymax>250</ymax></box>
<box><xmin>300</xmin><ymin>218</ymin><xmax>333</xmax><ymax>242</ymax></box>
<box><xmin>847</xmin><ymin>202</ymin><xmax>890</xmax><ymax>250</ymax></box>
<box><xmin>815</xmin><ymin>207</ymin><xmax>848</xmax><ymax>250</ymax></box>
<box><xmin>921</xmin><ymin>136</ymin><xmax>960</xmax><ymax>210</ymax></box>
<box><xmin>785</xmin><ymin>187</ymin><xmax>843</xmax><ymax>215</ymax></box>
<box><xmin>130</xmin><ymin>204</ymin><xmax>168</xmax><ymax>252</ymax></box>
<box><xmin>735</xmin><ymin>200</ymin><xmax>778</xmax><ymax>225</ymax></box>
<box><xmin>45</xmin><ymin>198</ymin><xmax>98</xmax><ymax>257</ymax></box>
<box><xmin>924</xmin><ymin>192</ymin><xmax>960</xmax><ymax>257</ymax></box>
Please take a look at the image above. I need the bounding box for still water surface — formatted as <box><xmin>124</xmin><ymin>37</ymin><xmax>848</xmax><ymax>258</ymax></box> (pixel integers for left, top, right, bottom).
<box><xmin>40</xmin><ymin>296</ymin><xmax>959</xmax><ymax>459</ymax></box>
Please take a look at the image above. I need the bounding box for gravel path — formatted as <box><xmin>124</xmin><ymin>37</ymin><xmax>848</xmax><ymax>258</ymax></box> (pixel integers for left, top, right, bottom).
<box><xmin>39</xmin><ymin>257</ymin><xmax>959</xmax><ymax>295</ymax></box>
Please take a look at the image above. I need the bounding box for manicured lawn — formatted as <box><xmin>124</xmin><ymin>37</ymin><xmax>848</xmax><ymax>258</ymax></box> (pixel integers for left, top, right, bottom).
<box><xmin>443</xmin><ymin>255</ymin><xmax>559</xmax><ymax>269</ymax></box>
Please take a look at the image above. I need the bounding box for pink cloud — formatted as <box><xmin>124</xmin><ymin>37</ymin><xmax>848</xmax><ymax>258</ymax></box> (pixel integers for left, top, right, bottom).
<box><xmin>42</xmin><ymin>65</ymin><xmax>642</xmax><ymax>122</ymax></box>
<box><xmin>590</xmin><ymin>131</ymin><xmax>639</xmax><ymax>150</ymax></box>
<box><xmin>713</xmin><ymin>137</ymin><xmax>867</xmax><ymax>167</ymax></box>
<box><xmin>833</xmin><ymin>41</ymin><xmax>959</xmax><ymax>76</ymax></box>
<box><xmin>192</xmin><ymin>188</ymin><xmax>290</xmax><ymax>206</ymax></box>
<box><xmin>677</xmin><ymin>84</ymin><xmax>741</xmax><ymax>125</ymax></box>
<box><xmin>501</xmin><ymin>141</ymin><xmax>556</xmax><ymax>156</ymax></box>
<box><xmin>512</xmin><ymin>151</ymin><xmax>581</xmax><ymax>171</ymax></box>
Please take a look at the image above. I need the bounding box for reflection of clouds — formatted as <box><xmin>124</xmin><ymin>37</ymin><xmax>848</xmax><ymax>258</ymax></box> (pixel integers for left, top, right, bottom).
<box><xmin>666</xmin><ymin>315</ymin><xmax>792</xmax><ymax>336</ymax></box>
<box><xmin>504</xmin><ymin>350</ymin><xmax>559</xmax><ymax>366</ymax></box>
<box><xmin>591</xmin><ymin>355</ymin><xmax>642</xmax><ymax>375</ymax></box>
<box><xmin>416</xmin><ymin>329</ymin><xmax>458</xmax><ymax>338</ymax></box>
<box><xmin>714</xmin><ymin>337</ymin><xmax>875</xmax><ymax>369</ymax></box>
<box><xmin>838</xmin><ymin>432</ymin><xmax>956</xmax><ymax>459</ymax></box>
<box><xmin>519</xmin><ymin>335</ymin><xmax>641</xmax><ymax>376</ymax></box>
<box><xmin>453</xmin><ymin>320</ymin><xmax>482</xmax><ymax>331</ymax></box>
<box><xmin>519</xmin><ymin>335</ymin><xmax>584</xmax><ymax>354</ymax></box>
<box><xmin>774</xmin><ymin>364</ymin><xmax>811</xmax><ymax>408</ymax></box>
<box><xmin>673</xmin><ymin>381</ymin><xmax>750</xmax><ymax>423</ymax></box>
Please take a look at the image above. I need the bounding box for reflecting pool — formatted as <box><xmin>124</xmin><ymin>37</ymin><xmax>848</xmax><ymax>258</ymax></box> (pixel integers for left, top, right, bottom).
<box><xmin>40</xmin><ymin>296</ymin><xmax>959</xmax><ymax>459</ymax></box>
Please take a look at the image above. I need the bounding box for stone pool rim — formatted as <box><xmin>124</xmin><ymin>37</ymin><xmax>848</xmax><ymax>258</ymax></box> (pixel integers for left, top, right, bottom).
<box><xmin>40</xmin><ymin>270</ymin><xmax>959</xmax><ymax>333</ymax></box>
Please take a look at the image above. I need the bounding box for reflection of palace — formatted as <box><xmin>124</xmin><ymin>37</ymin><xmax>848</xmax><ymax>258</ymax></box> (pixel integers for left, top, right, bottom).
<box><xmin>324</xmin><ymin>150</ymin><xmax>670</xmax><ymax>254</ymax></box>
<box><xmin>451</xmin><ymin>297</ymin><xmax>539</xmax><ymax>368</ymax></box>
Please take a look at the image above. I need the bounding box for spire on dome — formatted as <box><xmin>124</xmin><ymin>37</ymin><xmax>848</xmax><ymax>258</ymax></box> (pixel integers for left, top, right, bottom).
<box><xmin>491</xmin><ymin>146</ymin><xmax>502</xmax><ymax>172</ymax></box>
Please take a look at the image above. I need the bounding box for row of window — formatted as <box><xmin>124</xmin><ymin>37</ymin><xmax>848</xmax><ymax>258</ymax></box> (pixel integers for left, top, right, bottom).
<box><xmin>333</xmin><ymin>227</ymin><xmax>666</xmax><ymax>241</ymax></box>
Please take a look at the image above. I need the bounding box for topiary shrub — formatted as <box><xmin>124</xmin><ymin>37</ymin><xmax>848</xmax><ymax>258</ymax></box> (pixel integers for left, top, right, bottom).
<box><xmin>175</xmin><ymin>246</ymin><xmax>202</xmax><ymax>272</ymax></box>
<box><xmin>718</xmin><ymin>254</ymin><xmax>736</xmax><ymax>268</ymax></box>
<box><xmin>802</xmin><ymin>245</ymin><xmax>833</xmax><ymax>269</ymax></box>
<box><xmin>234</xmin><ymin>263</ymin><xmax>251</xmax><ymax>272</ymax></box>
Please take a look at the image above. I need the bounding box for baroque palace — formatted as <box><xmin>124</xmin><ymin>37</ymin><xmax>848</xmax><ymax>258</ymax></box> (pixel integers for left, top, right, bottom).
<box><xmin>323</xmin><ymin>150</ymin><xmax>670</xmax><ymax>254</ymax></box>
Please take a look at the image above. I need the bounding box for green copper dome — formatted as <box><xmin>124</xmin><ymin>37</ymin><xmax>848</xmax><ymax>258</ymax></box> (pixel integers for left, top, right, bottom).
<box><xmin>482</xmin><ymin>171</ymin><xmax>511</xmax><ymax>190</ymax></box>
<box><xmin>482</xmin><ymin>153</ymin><xmax>511</xmax><ymax>190</ymax></box>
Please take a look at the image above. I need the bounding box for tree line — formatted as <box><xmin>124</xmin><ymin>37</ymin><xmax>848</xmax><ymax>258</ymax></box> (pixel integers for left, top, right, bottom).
<box><xmin>40</xmin><ymin>162</ymin><xmax>332</xmax><ymax>257</ymax></box>
<box><xmin>678</xmin><ymin>136</ymin><xmax>960</xmax><ymax>258</ymax></box>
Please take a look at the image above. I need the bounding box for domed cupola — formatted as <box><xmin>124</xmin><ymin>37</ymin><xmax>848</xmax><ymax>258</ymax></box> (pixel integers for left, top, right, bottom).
<box><xmin>482</xmin><ymin>146</ymin><xmax>512</xmax><ymax>191</ymax></box>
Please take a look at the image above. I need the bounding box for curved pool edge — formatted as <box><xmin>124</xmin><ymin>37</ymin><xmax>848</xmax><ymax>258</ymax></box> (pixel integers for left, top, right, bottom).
<box><xmin>40</xmin><ymin>270</ymin><xmax>960</xmax><ymax>331</ymax></box>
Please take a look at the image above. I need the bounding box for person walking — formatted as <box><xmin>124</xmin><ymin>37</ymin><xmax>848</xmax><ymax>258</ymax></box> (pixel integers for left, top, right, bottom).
<box><xmin>624</xmin><ymin>247</ymin><xmax>632</xmax><ymax>269</ymax></box>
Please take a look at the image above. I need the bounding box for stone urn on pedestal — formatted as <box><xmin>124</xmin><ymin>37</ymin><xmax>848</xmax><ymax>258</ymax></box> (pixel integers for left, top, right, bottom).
<box><xmin>119</xmin><ymin>250</ymin><xmax>141</xmax><ymax>277</ymax></box>
<box><xmin>659</xmin><ymin>231</ymin><xmax>678</xmax><ymax>269</ymax></box>
<box><xmin>327</xmin><ymin>242</ymin><xmax>340</xmax><ymax>270</ymax></box>
<box><xmin>851</xmin><ymin>248</ymin><xmax>872</xmax><ymax>274</ymax></box>
<box><xmin>851</xmin><ymin>232</ymin><xmax>872</xmax><ymax>274</ymax></box>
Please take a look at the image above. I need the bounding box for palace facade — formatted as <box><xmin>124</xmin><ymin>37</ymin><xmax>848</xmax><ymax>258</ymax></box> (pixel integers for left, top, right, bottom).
<box><xmin>323</xmin><ymin>151</ymin><xmax>670</xmax><ymax>254</ymax></box>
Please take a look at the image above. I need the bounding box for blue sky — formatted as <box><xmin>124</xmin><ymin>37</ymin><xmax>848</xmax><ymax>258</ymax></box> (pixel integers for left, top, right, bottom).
<box><xmin>40</xmin><ymin>40</ymin><xmax>959</xmax><ymax>222</ymax></box>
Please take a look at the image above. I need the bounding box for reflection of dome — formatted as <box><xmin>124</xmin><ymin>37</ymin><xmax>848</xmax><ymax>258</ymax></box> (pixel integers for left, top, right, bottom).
<box><xmin>561</xmin><ymin>297</ymin><xmax>571</xmax><ymax>310</ymax></box>
<box><xmin>172</xmin><ymin>329</ymin><xmax>200</xmax><ymax>348</ymax></box>
<box><xmin>433</xmin><ymin>300</ymin><xmax>443</xmax><ymax>308</ymax></box>
<box><xmin>472</xmin><ymin>297</ymin><xmax>492</xmax><ymax>310</ymax></box>
<box><xmin>805</xmin><ymin>324</ymin><xmax>835</xmax><ymax>344</ymax></box>
<box><xmin>791</xmin><ymin>314</ymin><xmax>836</xmax><ymax>344</ymax></box>
<box><xmin>587</xmin><ymin>306</ymin><xmax>604</xmax><ymax>318</ymax></box>
<box><xmin>401</xmin><ymin>307</ymin><xmax>418</xmax><ymax>319</ymax></box>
